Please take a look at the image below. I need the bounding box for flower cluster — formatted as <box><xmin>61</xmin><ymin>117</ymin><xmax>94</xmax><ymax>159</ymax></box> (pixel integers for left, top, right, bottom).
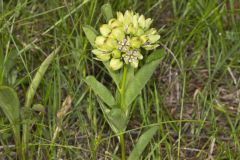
<box><xmin>92</xmin><ymin>10</ymin><xmax>160</xmax><ymax>70</ymax></box>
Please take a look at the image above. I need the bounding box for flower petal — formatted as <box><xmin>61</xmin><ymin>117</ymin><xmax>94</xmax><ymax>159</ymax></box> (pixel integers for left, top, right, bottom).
<box><xmin>100</xmin><ymin>24</ymin><xmax>111</xmax><ymax>37</ymax></box>
<box><xmin>95</xmin><ymin>36</ymin><xmax>106</xmax><ymax>46</ymax></box>
<box><xmin>112</xmin><ymin>49</ymin><xmax>121</xmax><ymax>58</ymax></box>
<box><xmin>117</xmin><ymin>12</ymin><xmax>124</xmax><ymax>22</ymax></box>
<box><xmin>130</xmin><ymin>37</ymin><xmax>142</xmax><ymax>48</ymax></box>
<box><xmin>145</xmin><ymin>18</ymin><xmax>153</xmax><ymax>29</ymax></box>
<box><xmin>138</xmin><ymin>15</ymin><xmax>146</xmax><ymax>29</ymax></box>
<box><xmin>148</xmin><ymin>35</ymin><xmax>160</xmax><ymax>43</ymax></box>
<box><xmin>109</xmin><ymin>27</ymin><xmax>125</xmax><ymax>41</ymax></box>
<box><xmin>109</xmin><ymin>19</ymin><xmax>122</xmax><ymax>28</ymax></box>
<box><xmin>92</xmin><ymin>49</ymin><xmax>110</xmax><ymax>61</ymax></box>
<box><xmin>131</xmin><ymin>59</ymin><xmax>139</xmax><ymax>68</ymax></box>
<box><xmin>110</xmin><ymin>58</ymin><xmax>123</xmax><ymax>70</ymax></box>
<box><xmin>143</xmin><ymin>44</ymin><xmax>159</xmax><ymax>50</ymax></box>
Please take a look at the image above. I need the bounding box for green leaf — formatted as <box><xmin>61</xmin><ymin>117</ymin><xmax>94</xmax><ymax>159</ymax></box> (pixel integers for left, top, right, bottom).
<box><xmin>98</xmin><ymin>100</ymin><xmax>127</xmax><ymax>134</ymax></box>
<box><xmin>22</xmin><ymin>48</ymin><xmax>59</xmax><ymax>153</ymax></box>
<box><xmin>24</xmin><ymin>47</ymin><xmax>59</xmax><ymax>108</ymax></box>
<box><xmin>108</xmin><ymin>108</ymin><xmax>127</xmax><ymax>133</ymax></box>
<box><xmin>98</xmin><ymin>100</ymin><xmax>119</xmax><ymax>134</ymax></box>
<box><xmin>85</xmin><ymin>76</ymin><xmax>116</xmax><ymax>107</ymax></box>
<box><xmin>83</xmin><ymin>25</ymin><xmax>98</xmax><ymax>46</ymax></box>
<box><xmin>128</xmin><ymin>126</ymin><xmax>158</xmax><ymax>160</ymax></box>
<box><xmin>125</xmin><ymin>59</ymin><xmax>161</xmax><ymax>107</ymax></box>
<box><xmin>0</xmin><ymin>86</ymin><xmax>21</xmax><ymax>148</ymax></box>
<box><xmin>125</xmin><ymin>66</ymin><xmax>134</xmax><ymax>88</ymax></box>
<box><xmin>101</xmin><ymin>3</ymin><xmax>113</xmax><ymax>22</ymax></box>
<box><xmin>145</xmin><ymin>49</ymin><xmax>165</xmax><ymax>63</ymax></box>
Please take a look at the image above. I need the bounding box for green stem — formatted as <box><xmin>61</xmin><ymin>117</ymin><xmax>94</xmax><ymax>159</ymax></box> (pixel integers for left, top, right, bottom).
<box><xmin>120</xmin><ymin>133</ymin><xmax>126</xmax><ymax>160</ymax></box>
<box><xmin>119</xmin><ymin>65</ymin><xmax>128</xmax><ymax>160</ymax></box>
<box><xmin>120</xmin><ymin>65</ymin><xmax>128</xmax><ymax>110</ymax></box>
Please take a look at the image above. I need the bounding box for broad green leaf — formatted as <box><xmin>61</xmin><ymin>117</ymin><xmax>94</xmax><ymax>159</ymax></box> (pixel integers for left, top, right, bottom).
<box><xmin>146</xmin><ymin>49</ymin><xmax>165</xmax><ymax>63</ymax></box>
<box><xmin>125</xmin><ymin>59</ymin><xmax>161</xmax><ymax>107</ymax></box>
<box><xmin>85</xmin><ymin>76</ymin><xmax>116</xmax><ymax>107</ymax></box>
<box><xmin>98</xmin><ymin>100</ymin><xmax>119</xmax><ymax>134</ymax></box>
<box><xmin>22</xmin><ymin>47</ymin><xmax>59</xmax><ymax>153</ymax></box>
<box><xmin>101</xmin><ymin>3</ymin><xmax>113</xmax><ymax>22</ymax></box>
<box><xmin>0</xmin><ymin>86</ymin><xmax>21</xmax><ymax>148</ymax></box>
<box><xmin>0</xmin><ymin>48</ymin><xmax>18</xmax><ymax>85</ymax></box>
<box><xmin>125</xmin><ymin>66</ymin><xmax>134</xmax><ymax>88</ymax></box>
<box><xmin>83</xmin><ymin>25</ymin><xmax>98</xmax><ymax>46</ymax></box>
<box><xmin>24</xmin><ymin>47</ymin><xmax>59</xmax><ymax>108</ymax></box>
<box><xmin>128</xmin><ymin>126</ymin><xmax>158</xmax><ymax>160</ymax></box>
<box><xmin>108</xmin><ymin>108</ymin><xmax>127</xmax><ymax>132</ymax></box>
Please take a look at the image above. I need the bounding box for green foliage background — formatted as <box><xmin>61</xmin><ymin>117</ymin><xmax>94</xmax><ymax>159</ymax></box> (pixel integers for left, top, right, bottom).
<box><xmin>0</xmin><ymin>0</ymin><xmax>240</xmax><ymax>159</ymax></box>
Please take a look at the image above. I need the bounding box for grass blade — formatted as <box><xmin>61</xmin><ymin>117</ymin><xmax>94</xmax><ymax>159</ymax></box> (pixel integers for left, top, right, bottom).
<box><xmin>128</xmin><ymin>126</ymin><xmax>158</xmax><ymax>160</ymax></box>
<box><xmin>24</xmin><ymin>47</ymin><xmax>59</xmax><ymax>108</ymax></box>
<box><xmin>22</xmin><ymin>47</ymin><xmax>59</xmax><ymax>157</ymax></box>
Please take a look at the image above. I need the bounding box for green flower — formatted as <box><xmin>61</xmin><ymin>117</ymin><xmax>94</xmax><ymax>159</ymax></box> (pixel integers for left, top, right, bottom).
<box><xmin>110</xmin><ymin>58</ymin><xmax>123</xmax><ymax>70</ymax></box>
<box><xmin>95</xmin><ymin>36</ymin><xmax>106</xmax><ymax>46</ymax></box>
<box><xmin>92</xmin><ymin>49</ymin><xmax>111</xmax><ymax>61</ymax></box>
<box><xmin>109</xmin><ymin>27</ymin><xmax>125</xmax><ymax>41</ymax></box>
<box><xmin>130</xmin><ymin>37</ymin><xmax>142</xmax><ymax>49</ymax></box>
<box><xmin>118</xmin><ymin>38</ymin><xmax>130</xmax><ymax>52</ymax></box>
<box><xmin>108</xmin><ymin>19</ymin><xmax>122</xmax><ymax>28</ymax></box>
<box><xmin>92</xmin><ymin>10</ymin><xmax>160</xmax><ymax>70</ymax></box>
<box><xmin>123</xmin><ymin>49</ymin><xmax>143</xmax><ymax>68</ymax></box>
<box><xmin>100</xmin><ymin>24</ymin><xmax>111</xmax><ymax>37</ymax></box>
<box><xmin>141</xmin><ymin>28</ymin><xmax>160</xmax><ymax>50</ymax></box>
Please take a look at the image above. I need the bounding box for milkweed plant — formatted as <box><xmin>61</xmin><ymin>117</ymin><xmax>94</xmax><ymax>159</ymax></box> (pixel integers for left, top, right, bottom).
<box><xmin>83</xmin><ymin>4</ymin><xmax>165</xmax><ymax>160</ymax></box>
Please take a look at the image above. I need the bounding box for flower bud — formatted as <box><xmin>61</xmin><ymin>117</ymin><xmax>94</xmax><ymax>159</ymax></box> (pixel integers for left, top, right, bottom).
<box><xmin>145</xmin><ymin>18</ymin><xmax>153</xmax><ymax>29</ymax></box>
<box><xmin>143</xmin><ymin>44</ymin><xmax>159</xmax><ymax>50</ymax></box>
<box><xmin>136</xmin><ymin>28</ymin><xmax>145</xmax><ymax>36</ymax></box>
<box><xmin>126</xmin><ymin>25</ymin><xmax>136</xmax><ymax>35</ymax></box>
<box><xmin>109</xmin><ymin>27</ymin><xmax>125</xmax><ymax>41</ymax></box>
<box><xmin>95</xmin><ymin>36</ymin><xmax>106</xmax><ymax>46</ymax></box>
<box><xmin>100</xmin><ymin>24</ymin><xmax>111</xmax><ymax>37</ymax></box>
<box><xmin>131</xmin><ymin>59</ymin><xmax>139</xmax><ymax>68</ymax></box>
<box><xmin>138</xmin><ymin>15</ymin><xmax>146</xmax><ymax>29</ymax></box>
<box><xmin>140</xmin><ymin>35</ymin><xmax>148</xmax><ymax>44</ymax></box>
<box><xmin>92</xmin><ymin>49</ymin><xmax>110</xmax><ymax>61</ymax></box>
<box><xmin>105</xmin><ymin>38</ymin><xmax>118</xmax><ymax>50</ymax></box>
<box><xmin>132</xmin><ymin>14</ymin><xmax>139</xmax><ymax>28</ymax></box>
<box><xmin>146</xmin><ymin>28</ymin><xmax>157</xmax><ymax>35</ymax></box>
<box><xmin>148</xmin><ymin>35</ymin><xmax>160</xmax><ymax>43</ymax></box>
<box><xmin>110</xmin><ymin>58</ymin><xmax>123</xmax><ymax>70</ymax></box>
<box><xmin>117</xmin><ymin>12</ymin><xmax>124</xmax><ymax>22</ymax></box>
<box><xmin>108</xmin><ymin>19</ymin><xmax>122</xmax><ymax>28</ymax></box>
<box><xmin>130</xmin><ymin>37</ymin><xmax>142</xmax><ymax>48</ymax></box>
<box><xmin>112</xmin><ymin>49</ymin><xmax>121</xmax><ymax>58</ymax></box>
<box><xmin>124</xmin><ymin>10</ymin><xmax>134</xmax><ymax>25</ymax></box>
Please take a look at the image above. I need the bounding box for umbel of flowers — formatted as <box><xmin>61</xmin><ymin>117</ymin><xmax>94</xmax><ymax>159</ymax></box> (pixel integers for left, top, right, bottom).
<box><xmin>92</xmin><ymin>10</ymin><xmax>160</xmax><ymax>70</ymax></box>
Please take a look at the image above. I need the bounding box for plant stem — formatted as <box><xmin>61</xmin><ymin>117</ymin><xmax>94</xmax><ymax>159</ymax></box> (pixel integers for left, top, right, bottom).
<box><xmin>119</xmin><ymin>65</ymin><xmax>128</xmax><ymax>160</ymax></box>
<box><xmin>120</xmin><ymin>133</ymin><xmax>126</xmax><ymax>160</ymax></box>
<box><xmin>120</xmin><ymin>65</ymin><xmax>128</xmax><ymax>110</ymax></box>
